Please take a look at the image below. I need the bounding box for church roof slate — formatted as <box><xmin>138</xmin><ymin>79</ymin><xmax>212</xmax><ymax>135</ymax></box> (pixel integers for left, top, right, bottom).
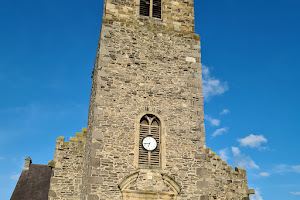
<box><xmin>11</xmin><ymin>164</ymin><xmax>52</xmax><ymax>200</ymax></box>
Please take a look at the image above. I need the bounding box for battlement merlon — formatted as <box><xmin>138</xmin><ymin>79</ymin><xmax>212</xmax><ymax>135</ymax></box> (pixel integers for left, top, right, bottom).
<box><xmin>205</xmin><ymin>147</ymin><xmax>255</xmax><ymax>196</ymax></box>
<box><xmin>48</xmin><ymin>128</ymin><xmax>87</xmax><ymax>200</ymax></box>
<box><xmin>50</xmin><ymin>128</ymin><xmax>87</xmax><ymax>168</ymax></box>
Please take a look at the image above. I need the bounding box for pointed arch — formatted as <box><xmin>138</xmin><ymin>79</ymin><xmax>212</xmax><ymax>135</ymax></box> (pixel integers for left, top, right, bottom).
<box><xmin>134</xmin><ymin>112</ymin><xmax>166</xmax><ymax>169</ymax></box>
<box><xmin>138</xmin><ymin>114</ymin><xmax>161</xmax><ymax>167</ymax></box>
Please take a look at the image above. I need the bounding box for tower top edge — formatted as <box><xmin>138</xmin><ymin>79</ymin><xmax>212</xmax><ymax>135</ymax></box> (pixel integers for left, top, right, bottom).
<box><xmin>102</xmin><ymin>0</ymin><xmax>196</xmax><ymax>34</ymax></box>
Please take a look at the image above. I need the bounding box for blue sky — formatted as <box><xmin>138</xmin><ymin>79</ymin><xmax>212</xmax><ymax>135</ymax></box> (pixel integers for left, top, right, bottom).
<box><xmin>0</xmin><ymin>0</ymin><xmax>299</xmax><ymax>199</ymax></box>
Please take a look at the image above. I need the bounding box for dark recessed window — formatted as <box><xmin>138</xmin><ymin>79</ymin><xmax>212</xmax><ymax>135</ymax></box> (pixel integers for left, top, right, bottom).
<box><xmin>140</xmin><ymin>0</ymin><xmax>161</xmax><ymax>19</ymax></box>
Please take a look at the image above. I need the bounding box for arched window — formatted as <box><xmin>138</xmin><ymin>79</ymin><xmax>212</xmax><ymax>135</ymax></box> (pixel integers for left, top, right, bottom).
<box><xmin>140</xmin><ymin>0</ymin><xmax>161</xmax><ymax>19</ymax></box>
<box><xmin>138</xmin><ymin>114</ymin><xmax>161</xmax><ymax>167</ymax></box>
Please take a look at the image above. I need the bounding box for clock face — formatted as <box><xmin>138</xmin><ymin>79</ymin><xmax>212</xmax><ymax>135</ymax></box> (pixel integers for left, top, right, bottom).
<box><xmin>142</xmin><ymin>136</ymin><xmax>157</xmax><ymax>151</ymax></box>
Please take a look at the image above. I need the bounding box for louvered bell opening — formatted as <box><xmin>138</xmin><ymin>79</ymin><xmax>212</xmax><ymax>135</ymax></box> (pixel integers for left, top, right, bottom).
<box><xmin>139</xmin><ymin>125</ymin><xmax>149</xmax><ymax>166</ymax></box>
<box><xmin>150</xmin><ymin>126</ymin><xmax>160</xmax><ymax>167</ymax></box>
<box><xmin>138</xmin><ymin>115</ymin><xmax>161</xmax><ymax>167</ymax></box>
<box><xmin>140</xmin><ymin>0</ymin><xmax>150</xmax><ymax>17</ymax></box>
<box><xmin>152</xmin><ymin>0</ymin><xmax>161</xmax><ymax>19</ymax></box>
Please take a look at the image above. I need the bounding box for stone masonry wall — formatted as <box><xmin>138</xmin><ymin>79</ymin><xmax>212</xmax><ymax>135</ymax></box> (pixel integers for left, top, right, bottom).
<box><xmin>48</xmin><ymin>128</ymin><xmax>87</xmax><ymax>200</ymax></box>
<box><xmin>104</xmin><ymin>0</ymin><xmax>195</xmax><ymax>33</ymax></box>
<box><xmin>79</xmin><ymin>0</ymin><xmax>254</xmax><ymax>199</ymax></box>
<box><xmin>82</xmin><ymin>17</ymin><xmax>206</xmax><ymax>199</ymax></box>
<box><xmin>81</xmin><ymin>18</ymin><xmax>251</xmax><ymax>200</ymax></box>
<box><xmin>188</xmin><ymin>147</ymin><xmax>252</xmax><ymax>200</ymax></box>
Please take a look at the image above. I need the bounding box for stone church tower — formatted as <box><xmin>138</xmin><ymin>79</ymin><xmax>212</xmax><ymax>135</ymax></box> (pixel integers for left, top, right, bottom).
<box><xmin>11</xmin><ymin>0</ymin><xmax>255</xmax><ymax>200</ymax></box>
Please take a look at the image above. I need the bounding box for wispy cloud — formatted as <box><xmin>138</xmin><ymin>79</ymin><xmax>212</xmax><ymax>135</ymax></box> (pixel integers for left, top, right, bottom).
<box><xmin>290</xmin><ymin>192</ymin><xmax>300</xmax><ymax>195</ymax></box>
<box><xmin>0</xmin><ymin>157</ymin><xmax>5</xmax><ymax>160</ymax></box>
<box><xmin>202</xmin><ymin>65</ymin><xmax>228</xmax><ymax>101</ymax></box>
<box><xmin>232</xmin><ymin>147</ymin><xmax>241</xmax><ymax>155</ymax></box>
<box><xmin>273</xmin><ymin>164</ymin><xmax>291</xmax><ymax>174</ymax></box>
<box><xmin>250</xmin><ymin>188</ymin><xmax>263</xmax><ymax>200</ymax></box>
<box><xmin>212</xmin><ymin>127</ymin><xmax>228</xmax><ymax>137</ymax></box>
<box><xmin>219</xmin><ymin>148</ymin><xmax>229</xmax><ymax>162</ymax></box>
<box><xmin>232</xmin><ymin>147</ymin><xmax>259</xmax><ymax>169</ymax></box>
<box><xmin>292</xmin><ymin>165</ymin><xmax>300</xmax><ymax>173</ymax></box>
<box><xmin>205</xmin><ymin>115</ymin><xmax>220</xmax><ymax>126</ymax></box>
<box><xmin>10</xmin><ymin>174</ymin><xmax>20</xmax><ymax>181</ymax></box>
<box><xmin>259</xmin><ymin>172</ymin><xmax>270</xmax><ymax>177</ymax></box>
<box><xmin>220</xmin><ymin>109</ymin><xmax>230</xmax><ymax>115</ymax></box>
<box><xmin>238</xmin><ymin>134</ymin><xmax>267</xmax><ymax>148</ymax></box>
<box><xmin>272</xmin><ymin>164</ymin><xmax>300</xmax><ymax>174</ymax></box>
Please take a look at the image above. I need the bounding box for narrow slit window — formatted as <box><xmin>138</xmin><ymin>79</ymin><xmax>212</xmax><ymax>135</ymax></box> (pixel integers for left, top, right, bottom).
<box><xmin>140</xmin><ymin>0</ymin><xmax>161</xmax><ymax>19</ymax></box>
<box><xmin>140</xmin><ymin>0</ymin><xmax>150</xmax><ymax>17</ymax></box>
<box><xmin>152</xmin><ymin>0</ymin><xmax>161</xmax><ymax>19</ymax></box>
<box><xmin>138</xmin><ymin>114</ymin><xmax>161</xmax><ymax>167</ymax></box>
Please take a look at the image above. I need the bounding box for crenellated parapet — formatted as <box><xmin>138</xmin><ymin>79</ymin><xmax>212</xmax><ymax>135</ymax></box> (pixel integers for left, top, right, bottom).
<box><xmin>193</xmin><ymin>146</ymin><xmax>255</xmax><ymax>200</ymax></box>
<box><xmin>48</xmin><ymin>128</ymin><xmax>87</xmax><ymax>200</ymax></box>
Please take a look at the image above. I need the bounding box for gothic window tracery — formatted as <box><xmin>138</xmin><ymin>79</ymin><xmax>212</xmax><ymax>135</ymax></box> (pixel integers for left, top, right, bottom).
<box><xmin>140</xmin><ymin>0</ymin><xmax>161</xmax><ymax>19</ymax></box>
<box><xmin>138</xmin><ymin>114</ymin><xmax>161</xmax><ymax>167</ymax></box>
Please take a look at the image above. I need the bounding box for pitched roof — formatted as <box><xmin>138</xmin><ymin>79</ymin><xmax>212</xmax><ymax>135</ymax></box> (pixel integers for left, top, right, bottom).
<box><xmin>11</xmin><ymin>164</ymin><xmax>52</xmax><ymax>200</ymax></box>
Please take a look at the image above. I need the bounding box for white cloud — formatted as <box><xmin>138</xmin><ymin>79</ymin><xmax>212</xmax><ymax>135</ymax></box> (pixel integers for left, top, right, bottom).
<box><xmin>238</xmin><ymin>134</ymin><xmax>267</xmax><ymax>148</ymax></box>
<box><xmin>205</xmin><ymin>115</ymin><xmax>220</xmax><ymax>126</ymax></box>
<box><xmin>292</xmin><ymin>165</ymin><xmax>300</xmax><ymax>173</ymax></box>
<box><xmin>231</xmin><ymin>147</ymin><xmax>259</xmax><ymax>169</ymax></box>
<box><xmin>211</xmin><ymin>127</ymin><xmax>228</xmax><ymax>137</ymax></box>
<box><xmin>220</xmin><ymin>109</ymin><xmax>230</xmax><ymax>115</ymax></box>
<box><xmin>232</xmin><ymin>147</ymin><xmax>241</xmax><ymax>156</ymax></box>
<box><xmin>202</xmin><ymin>65</ymin><xmax>228</xmax><ymax>101</ymax></box>
<box><xmin>250</xmin><ymin>188</ymin><xmax>263</xmax><ymax>200</ymax></box>
<box><xmin>259</xmin><ymin>172</ymin><xmax>270</xmax><ymax>177</ymax></box>
<box><xmin>219</xmin><ymin>148</ymin><xmax>229</xmax><ymax>162</ymax></box>
<box><xmin>10</xmin><ymin>174</ymin><xmax>20</xmax><ymax>181</ymax></box>
<box><xmin>290</xmin><ymin>192</ymin><xmax>300</xmax><ymax>195</ymax></box>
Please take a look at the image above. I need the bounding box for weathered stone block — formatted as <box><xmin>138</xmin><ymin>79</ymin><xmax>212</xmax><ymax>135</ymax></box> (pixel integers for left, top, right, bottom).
<box><xmin>88</xmin><ymin>194</ymin><xmax>99</xmax><ymax>200</ymax></box>
<box><xmin>89</xmin><ymin>176</ymin><xmax>103</xmax><ymax>184</ymax></box>
<box><xmin>92</xmin><ymin>130</ymin><xmax>103</xmax><ymax>140</ymax></box>
<box><xmin>90</xmin><ymin>158</ymin><xmax>100</xmax><ymax>167</ymax></box>
<box><xmin>197</xmin><ymin>181</ymin><xmax>208</xmax><ymax>188</ymax></box>
<box><xmin>196</xmin><ymin>168</ymin><xmax>208</xmax><ymax>176</ymax></box>
<box><xmin>195</xmin><ymin>154</ymin><xmax>207</xmax><ymax>160</ymax></box>
<box><xmin>48</xmin><ymin>190</ymin><xmax>56</xmax><ymax>197</ymax></box>
<box><xmin>200</xmin><ymin>195</ymin><xmax>209</xmax><ymax>200</ymax></box>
